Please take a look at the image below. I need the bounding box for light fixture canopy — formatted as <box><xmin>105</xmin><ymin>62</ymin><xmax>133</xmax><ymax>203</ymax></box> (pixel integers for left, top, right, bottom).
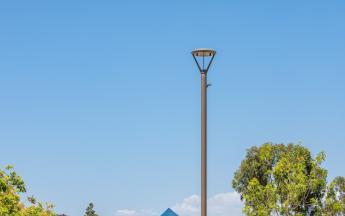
<box><xmin>191</xmin><ymin>48</ymin><xmax>216</xmax><ymax>73</ymax></box>
<box><xmin>191</xmin><ymin>48</ymin><xmax>216</xmax><ymax>57</ymax></box>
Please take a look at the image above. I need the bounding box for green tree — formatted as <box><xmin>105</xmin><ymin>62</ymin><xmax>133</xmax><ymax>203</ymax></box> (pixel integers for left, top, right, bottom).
<box><xmin>0</xmin><ymin>165</ymin><xmax>55</xmax><ymax>216</ymax></box>
<box><xmin>84</xmin><ymin>203</ymin><xmax>98</xmax><ymax>216</ymax></box>
<box><xmin>232</xmin><ymin>143</ymin><xmax>345</xmax><ymax>216</ymax></box>
<box><xmin>324</xmin><ymin>176</ymin><xmax>345</xmax><ymax>215</ymax></box>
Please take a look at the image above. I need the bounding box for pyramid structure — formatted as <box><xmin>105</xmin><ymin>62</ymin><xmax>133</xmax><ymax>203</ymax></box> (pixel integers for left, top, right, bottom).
<box><xmin>161</xmin><ymin>208</ymin><xmax>178</xmax><ymax>216</ymax></box>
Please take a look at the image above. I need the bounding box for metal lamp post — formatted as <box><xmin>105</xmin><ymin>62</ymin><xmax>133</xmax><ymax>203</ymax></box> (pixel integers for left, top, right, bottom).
<box><xmin>191</xmin><ymin>48</ymin><xmax>216</xmax><ymax>216</ymax></box>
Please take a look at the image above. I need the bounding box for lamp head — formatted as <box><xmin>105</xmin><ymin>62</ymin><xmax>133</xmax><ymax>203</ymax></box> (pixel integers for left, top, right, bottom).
<box><xmin>191</xmin><ymin>48</ymin><xmax>216</xmax><ymax>73</ymax></box>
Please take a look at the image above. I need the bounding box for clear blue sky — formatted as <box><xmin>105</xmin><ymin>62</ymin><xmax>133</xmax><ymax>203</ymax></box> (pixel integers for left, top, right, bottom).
<box><xmin>0</xmin><ymin>0</ymin><xmax>344</xmax><ymax>215</ymax></box>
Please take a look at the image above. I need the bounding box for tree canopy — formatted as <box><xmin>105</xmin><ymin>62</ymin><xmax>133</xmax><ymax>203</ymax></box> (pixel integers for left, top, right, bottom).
<box><xmin>84</xmin><ymin>203</ymin><xmax>98</xmax><ymax>216</ymax></box>
<box><xmin>0</xmin><ymin>165</ymin><xmax>56</xmax><ymax>216</ymax></box>
<box><xmin>232</xmin><ymin>143</ymin><xmax>345</xmax><ymax>216</ymax></box>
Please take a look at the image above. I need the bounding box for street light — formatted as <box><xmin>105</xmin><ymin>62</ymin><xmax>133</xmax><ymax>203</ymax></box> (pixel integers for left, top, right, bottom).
<box><xmin>191</xmin><ymin>48</ymin><xmax>216</xmax><ymax>216</ymax></box>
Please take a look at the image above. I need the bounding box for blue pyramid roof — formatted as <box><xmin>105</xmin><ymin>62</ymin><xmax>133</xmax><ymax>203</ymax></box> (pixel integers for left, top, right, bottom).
<box><xmin>161</xmin><ymin>208</ymin><xmax>178</xmax><ymax>216</ymax></box>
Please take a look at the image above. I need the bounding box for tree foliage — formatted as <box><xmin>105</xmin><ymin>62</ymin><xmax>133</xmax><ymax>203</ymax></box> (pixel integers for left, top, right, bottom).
<box><xmin>232</xmin><ymin>143</ymin><xmax>345</xmax><ymax>216</ymax></box>
<box><xmin>84</xmin><ymin>203</ymin><xmax>98</xmax><ymax>216</ymax></box>
<box><xmin>0</xmin><ymin>165</ymin><xmax>55</xmax><ymax>216</ymax></box>
<box><xmin>324</xmin><ymin>176</ymin><xmax>345</xmax><ymax>215</ymax></box>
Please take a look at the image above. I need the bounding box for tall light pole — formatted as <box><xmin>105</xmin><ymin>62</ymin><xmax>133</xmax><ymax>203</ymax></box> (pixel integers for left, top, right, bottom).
<box><xmin>191</xmin><ymin>48</ymin><xmax>216</xmax><ymax>216</ymax></box>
